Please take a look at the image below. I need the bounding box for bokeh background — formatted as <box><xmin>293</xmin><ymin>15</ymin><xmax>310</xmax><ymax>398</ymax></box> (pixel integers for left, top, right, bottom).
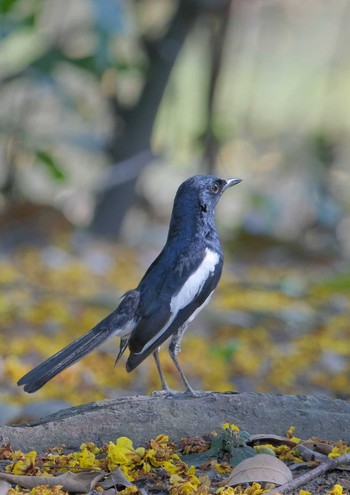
<box><xmin>1</xmin><ymin>0</ymin><xmax>350</xmax><ymax>423</ymax></box>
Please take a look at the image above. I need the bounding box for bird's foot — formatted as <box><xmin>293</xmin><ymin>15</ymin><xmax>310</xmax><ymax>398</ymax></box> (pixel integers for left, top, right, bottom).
<box><xmin>151</xmin><ymin>388</ymin><xmax>215</xmax><ymax>399</ymax></box>
<box><xmin>151</xmin><ymin>388</ymin><xmax>184</xmax><ymax>398</ymax></box>
<box><xmin>183</xmin><ymin>388</ymin><xmax>215</xmax><ymax>398</ymax></box>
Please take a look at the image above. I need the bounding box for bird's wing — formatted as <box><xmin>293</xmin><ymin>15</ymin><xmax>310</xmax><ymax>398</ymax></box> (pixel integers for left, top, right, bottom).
<box><xmin>126</xmin><ymin>246</ymin><xmax>222</xmax><ymax>371</ymax></box>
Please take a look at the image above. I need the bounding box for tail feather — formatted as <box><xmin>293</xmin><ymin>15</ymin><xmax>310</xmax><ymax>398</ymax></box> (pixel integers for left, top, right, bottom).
<box><xmin>18</xmin><ymin>315</ymin><xmax>116</xmax><ymax>393</ymax></box>
<box><xmin>18</xmin><ymin>290</ymin><xmax>140</xmax><ymax>393</ymax></box>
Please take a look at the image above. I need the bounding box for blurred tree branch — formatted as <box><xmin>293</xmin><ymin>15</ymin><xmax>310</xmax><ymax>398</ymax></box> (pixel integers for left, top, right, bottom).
<box><xmin>0</xmin><ymin>0</ymin><xmax>231</xmax><ymax>238</ymax></box>
<box><xmin>201</xmin><ymin>1</ymin><xmax>232</xmax><ymax>174</ymax></box>
<box><xmin>91</xmin><ymin>0</ymin><xmax>231</xmax><ymax>238</ymax></box>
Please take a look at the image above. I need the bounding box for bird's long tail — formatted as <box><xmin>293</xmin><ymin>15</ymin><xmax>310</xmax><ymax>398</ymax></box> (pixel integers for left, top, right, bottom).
<box><xmin>18</xmin><ymin>290</ymin><xmax>139</xmax><ymax>393</ymax></box>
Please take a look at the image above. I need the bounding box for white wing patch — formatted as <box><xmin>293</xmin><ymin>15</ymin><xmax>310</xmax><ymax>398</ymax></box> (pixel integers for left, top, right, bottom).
<box><xmin>170</xmin><ymin>248</ymin><xmax>219</xmax><ymax>313</ymax></box>
<box><xmin>137</xmin><ymin>248</ymin><xmax>219</xmax><ymax>354</ymax></box>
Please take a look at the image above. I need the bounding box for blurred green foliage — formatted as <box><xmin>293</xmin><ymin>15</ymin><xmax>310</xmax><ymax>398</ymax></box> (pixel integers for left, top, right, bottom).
<box><xmin>35</xmin><ymin>150</ymin><xmax>66</xmax><ymax>181</ymax></box>
<box><xmin>1</xmin><ymin>0</ymin><xmax>350</xmax><ymax>251</ymax></box>
<box><xmin>0</xmin><ymin>0</ymin><xmax>131</xmax><ymax>191</ymax></box>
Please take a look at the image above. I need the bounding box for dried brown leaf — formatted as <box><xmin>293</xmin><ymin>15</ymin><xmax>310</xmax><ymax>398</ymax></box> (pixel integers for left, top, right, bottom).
<box><xmin>0</xmin><ymin>470</ymin><xmax>105</xmax><ymax>492</ymax></box>
<box><xmin>301</xmin><ymin>440</ymin><xmax>333</xmax><ymax>455</ymax></box>
<box><xmin>224</xmin><ymin>454</ymin><xmax>293</xmax><ymax>486</ymax></box>
<box><xmin>0</xmin><ymin>481</ymin><xmax>11</xmax><ymax>495</ymax></box>
<box><xmin>249</xmin><ymin>434</ymin><xmax>297</xmax><ymax>447</ymax></box>
<box><xmin>101</xmin><ymin>469</ymin><xmax>147</xmax><ymax>495</ymax></box>
<box><xmin>100</xmin><ymin>468</ymin><xmax>132</xmax><ymax>489</ymax></box>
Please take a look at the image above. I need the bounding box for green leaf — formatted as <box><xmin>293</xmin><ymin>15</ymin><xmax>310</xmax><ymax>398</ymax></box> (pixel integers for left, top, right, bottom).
<box><xmin>238</xmin><ymin>431</ymin><xmax>251</xmax><ymax>444</ymax></box>
<box><xmin>0</xmin><ymin>0</ymin><xmax>19</xmax><ymax>14</ymax></box>
<box><xmin>230</xmin><ymin>446</ymin><xmax>257</xmax><ymax>467</ymax></box>
<box><xmin>254</xmin><ymin>446</ymin><xmax>276</xmax><ymax>456</ymax></box>
<box><xmin>181</xmin><ymin>432</ymin><xmax>227</xmax><ymax>467</ymax></box>
<box><xmin>36</xmin><ymin>150</ymin><xmax>66</xmax><ymax>181</ymax></box>
<box><xmin>180</xmin><ymin>450</ymin><xmax>215</xmax><ymax>467</ymax></box>
<box><xmin>181</xmin><ymin>428</ymin><xmax>253</xmax><ymax>467</ymax></box>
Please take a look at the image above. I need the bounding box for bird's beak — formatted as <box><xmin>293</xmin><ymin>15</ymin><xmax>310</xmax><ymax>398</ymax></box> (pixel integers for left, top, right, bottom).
<box><xmin>223</xmin><ymin>178</ymin><xmax>242</xmax><ymax>191</ymax></box>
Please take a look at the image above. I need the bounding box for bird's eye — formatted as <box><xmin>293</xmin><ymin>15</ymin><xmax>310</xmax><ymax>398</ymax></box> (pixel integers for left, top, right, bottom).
<box><xmin>211</xmin><ymin>182</ymin><xmax>220</xmax><ymax>193</ymax></box>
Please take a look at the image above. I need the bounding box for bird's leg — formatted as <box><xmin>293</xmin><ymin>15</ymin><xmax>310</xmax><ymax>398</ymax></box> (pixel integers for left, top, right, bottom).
<box><xmin>153</xmin><ymin>349</ymin><xmax>171</xmax><ymax>392</ymax></box>
<box><xmin>168</xmin><ymin>325</ymin><xmax>200</xmax><ymax>396</ymax></box>
<box><xmin>151</xmin><ymin>349</ymin><xmax>180</xmax><ymax>397</ymax></box>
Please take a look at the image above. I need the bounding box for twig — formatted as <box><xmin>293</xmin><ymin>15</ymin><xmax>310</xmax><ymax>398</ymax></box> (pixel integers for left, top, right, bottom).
<box><xmin>266</xmin><ymin>453</ymin><xmax>350</xmax><ymax>494</ymax></box>
<box><xmin>297</xmin><ymin>444</ymin><xmax>329</xmax><ymax>463</ymax></box>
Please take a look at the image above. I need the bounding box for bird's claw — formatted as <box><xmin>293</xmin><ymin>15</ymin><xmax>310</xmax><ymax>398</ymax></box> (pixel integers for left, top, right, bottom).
<box><xmin>151</xmin><ymin>389</ymin><xmax>183</xmax><ymax>398</ymax></box>
<box><xmin>151</xmin><ymin>389</ymin><xmax>214</xmax><ymax>399</ymax></box>
<box><xmin>183</xmin><ymin>389</ymin><xmax>215</xmax><ymax>398</ymax></box>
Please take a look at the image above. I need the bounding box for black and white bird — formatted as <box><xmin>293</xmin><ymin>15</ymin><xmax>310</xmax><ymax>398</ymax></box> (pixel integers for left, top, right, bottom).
<box><xmin>18</xmin><ymin>175</ymin><xmax>242</xmax><ymax>396</ymax></box>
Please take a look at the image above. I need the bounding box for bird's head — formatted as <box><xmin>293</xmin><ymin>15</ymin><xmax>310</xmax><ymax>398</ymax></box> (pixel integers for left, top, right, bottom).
<box><xmin>175</xmin><ymin>175</ymin><xmax>242</xmax><ymax>216</ymax></box>
<box><xmin>167</xmin><ymin>175</ymin><xmax>242</xmax><ymax>241</ymax></box>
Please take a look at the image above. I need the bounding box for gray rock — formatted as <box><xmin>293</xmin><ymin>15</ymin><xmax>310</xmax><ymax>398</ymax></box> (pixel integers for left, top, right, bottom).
<box><xmin>1</xmin><ymin>392</ymin><xmax>349</xmax><ymax>452</ymax></box>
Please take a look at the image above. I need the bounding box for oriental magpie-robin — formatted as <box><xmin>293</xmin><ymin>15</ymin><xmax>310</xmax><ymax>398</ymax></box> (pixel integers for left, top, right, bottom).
<box><xmin>18</xmin><ymin>175</ymin><xmax>242</xmax><ymax>396</ymax></box>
